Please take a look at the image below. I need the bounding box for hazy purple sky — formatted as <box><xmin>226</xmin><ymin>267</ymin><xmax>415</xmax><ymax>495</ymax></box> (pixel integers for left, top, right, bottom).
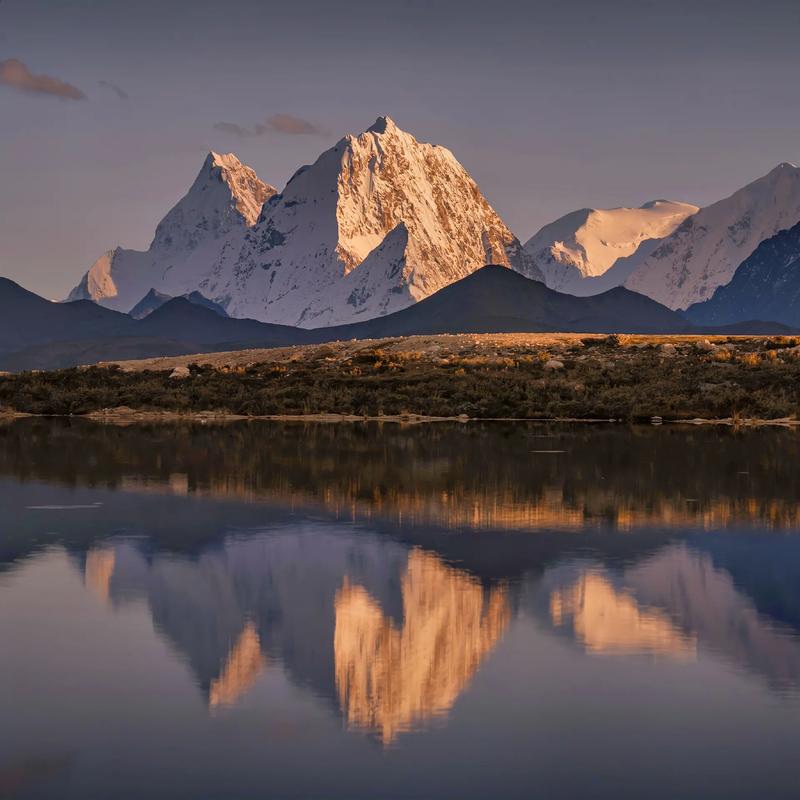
<box><xmin>2</xmin><ymin>0</ymin><xmax>799</xmax><ymax>298</ymax></box>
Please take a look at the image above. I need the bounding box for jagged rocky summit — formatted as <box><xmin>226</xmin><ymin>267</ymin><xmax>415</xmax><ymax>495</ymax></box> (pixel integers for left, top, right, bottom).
<box><xmin>69</xmin><ymin>117</ymin><xmax>541</xmax><ymax>327</ymax></box>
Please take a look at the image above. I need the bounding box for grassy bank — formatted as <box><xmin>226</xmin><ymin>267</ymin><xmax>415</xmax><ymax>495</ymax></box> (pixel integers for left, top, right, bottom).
<box><xmin>1</xmin><ymin>334</ymin><xmax>800</xmax><ymax>422</ymax></box>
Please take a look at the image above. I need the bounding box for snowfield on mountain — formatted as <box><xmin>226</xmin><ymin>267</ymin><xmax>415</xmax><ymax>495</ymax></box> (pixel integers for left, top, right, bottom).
<box><xmin>622</xmin><ymin>163</ymin><xmax>800</xmax><ymax>309</ymax></box>
<box><xmin>524</xmin><ymin>200</ymin><xmax>698</xmax><ymax>294</ymax></box>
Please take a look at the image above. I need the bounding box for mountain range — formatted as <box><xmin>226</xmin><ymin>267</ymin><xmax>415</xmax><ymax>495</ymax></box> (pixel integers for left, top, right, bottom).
<box><xmin>69</xmin><ymin>117</ymin><xmax>540</xmax><ymax>327</ymax></box>
<box><xmin>621</xmin><ymin>163</ymin><xmax>800</xmax><ymax>309</ymax></box>
<box><xmin>0</xmin><ymin>268</ymin><xmax>792</xmax><ymax>371</ymax></box>
<box><xmin>64</xmin><ymin>117</ymin><xmax>800</xmax><ymax>332</ymax></box>
<box><xmin>0</xmin><ymin>116</ymin><xmax>794</xmax><ymax>368</ymax></box>
<box><xmin>525</xmin><ymin>163</ymin><xmax>800</xmax><ymax>311</ymax></box>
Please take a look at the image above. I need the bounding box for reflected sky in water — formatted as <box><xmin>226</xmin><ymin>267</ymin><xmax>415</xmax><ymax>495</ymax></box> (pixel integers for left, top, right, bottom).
<box><xmin>2</xmin><ymin>419</ymin><xmax>800</xmax><ymax>799</ymax></box>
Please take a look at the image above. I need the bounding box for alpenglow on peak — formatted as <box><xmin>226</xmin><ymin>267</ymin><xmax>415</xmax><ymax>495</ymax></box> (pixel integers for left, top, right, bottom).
<box><xmin>69</xmin><ymin>117</ymin><xmax>542</xmax><ymax>326</ymax></box>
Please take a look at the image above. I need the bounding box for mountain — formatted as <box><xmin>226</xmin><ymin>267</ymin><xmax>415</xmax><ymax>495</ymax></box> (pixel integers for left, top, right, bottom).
<box><xmin>130</xmin><ymin>288</ymin><xmax>229</xmax><ymax>319</ymax></box>
<box><xmin>128</xmin><ymin>288</ymin><xmax>172</xmax><ymax>319</ymax></box>
<box><xmin>622</xmin><ymin>163</ymin><xmax>800</xmax><ymax>309</ymax></box>
<box><xmin>200</xmin><ymin>116</ymin><xmax>541</xmax><ymax>327</ymax></box>
<box><xmin>67</xmin><ymin>152</ymin><xmax>276</xmax><ymax>312</ymax></box>
<box><xmin>3</xmin><ymin>269</ymin><xmax>791</xmax><ymax>371</ymax></box>
<box><xmin>134</xmin><ymin>297</ymin><xmax>301</xmax><ymax>348</ymax></box>
<box><xmin>0</xmin><ymin>278</ymin><xmax>303</xmax><ymax>371</ymax></box>
<box><xmin>324</xmin><ymin>265</ymin><xmax>694</xmax><ymax>337</ymax></box>
<box><xmin>69</xmin><ymin>117</ymin><xmax>541</xmax><ymax>327</ymax></box>
<box><xmin>685</xmin><ymin>222</ymin><xmax>800</xmax><ymax>327</ymax></box>
<box><xmin>130</xmin><ymin>268</ymin><xmax>794</xmax><ymax>346</ymax></box>
<box><xmin>524</xmin><ymin>200</ymin><xmax>698</xmax><ymax>294</ymax></box>
<box><xmin>0</xmin><ymin>277</ymin><xmax>136</xmax><ymax>353</ymax></box>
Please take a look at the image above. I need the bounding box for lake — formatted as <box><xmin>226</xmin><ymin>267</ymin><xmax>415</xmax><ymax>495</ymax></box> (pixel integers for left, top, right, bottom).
<box><xmin>2</xmin><ymin>419</ymin><xmax>800</xmax><ymax>799</ymax></box>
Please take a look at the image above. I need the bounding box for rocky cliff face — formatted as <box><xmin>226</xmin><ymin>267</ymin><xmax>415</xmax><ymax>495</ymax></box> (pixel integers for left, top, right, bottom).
<box><xmin>200</xmin><ymin>116</ymin><xmax>540</xmax><ymax>327</ymax></box>
<box><xmin>69</xmin><ymin>117</ymin><xmax>540</xmax><ymax>327</ymax></box>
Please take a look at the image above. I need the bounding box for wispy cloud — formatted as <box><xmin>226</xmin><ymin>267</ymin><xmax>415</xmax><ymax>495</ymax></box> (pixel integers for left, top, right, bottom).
<box><xmin>0</xmin><ymin>58</ymin><xmax>86</xmax><ymax>100</ymax></box>
<box><xmin>213</xmin><ymin>121</ymin><xmax>251</xmax><ymax>137</ymax></box>
<box><xmin>261</xmin><ymin>114</ymin><xmax>324</xmax><ymax>136</ymax></box>
<box><xmin>214</xmin><ymin>114</ymin><xmax>325</xmax><ymax>138</ymax></box>
<box><xmin>98</xmin><ymin>79</ymin><xmax>128</xmax><ymax>100</ymax></box>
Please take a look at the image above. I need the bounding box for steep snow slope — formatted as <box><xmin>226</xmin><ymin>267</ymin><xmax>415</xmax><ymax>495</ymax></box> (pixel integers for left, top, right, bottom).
<box><xmin>198</xmin><ymin>116</ymin><xmax>541</xmax><ymax>326</ymax></box>
<box><xmin>685</xmin><ymin>221</ymin><xmax>800</xmax><ymax>327</ymax></box>
<box><xmin>68</xmin><ymin>152</ymin><xmax>275</xmax><ymax>311</ymax></box>
<box><xmin>524</xmin><ymin>200</ymin><xmax>698</xmax><ymax>293</ymax></box>
<box><xmin>623</xmin><ymin>163</ymin><xmax>800</xmax><ymax>309</ymax></box>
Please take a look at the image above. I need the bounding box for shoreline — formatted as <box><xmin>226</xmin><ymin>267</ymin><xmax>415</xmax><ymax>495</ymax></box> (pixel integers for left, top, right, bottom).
<box><xmin>2</xmin><ymin>408</ymin><xmax>798</xmax><ymax>428</ymax></box>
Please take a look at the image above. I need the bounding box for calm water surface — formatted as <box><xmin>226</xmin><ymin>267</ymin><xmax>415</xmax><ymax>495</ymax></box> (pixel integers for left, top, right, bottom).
<box><xmin>2</xmin><ymin>420</ymin><xmax>800</xmax><ymax>799</ymax></box>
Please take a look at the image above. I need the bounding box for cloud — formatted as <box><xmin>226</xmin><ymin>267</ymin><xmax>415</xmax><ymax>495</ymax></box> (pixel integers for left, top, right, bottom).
<box><xmin>98</xmin><ymin>79</ymin><xmax>128</xmax><ymax>100</ymax></box>
<box><xmin>214</xmin><ymin>114</ymin><xmax>325</xmax><ymax>138</ymax></box>
<box><xmin>261</xmin><ymin>114</ymin><xmax>324</xmax><ymax>136</ymax></box>
<box><xmin>0</xmin><ymin>58</ymin><xmax>86</xmax><ymax>100</ymax></box>
<box><xmin>213</xmin><ymin>121</ymin><xmax>251</xmax><ymax>137</ymax></box>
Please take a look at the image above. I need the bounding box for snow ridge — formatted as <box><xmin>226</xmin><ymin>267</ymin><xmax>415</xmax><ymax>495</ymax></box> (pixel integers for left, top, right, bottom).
<box><xmin>67</xmin><ymin>152</ymin><xmax>276</xmax><ymax>310</ymax></box>
<box><xmin>524</xmin><ymin>200</ymin><xmax>698</xmax><ymax>294</ymax></box>
<box><xmin>623</xmin><ymin>163</ymin><xmax>800</xmax><ymax>309</ymax></box>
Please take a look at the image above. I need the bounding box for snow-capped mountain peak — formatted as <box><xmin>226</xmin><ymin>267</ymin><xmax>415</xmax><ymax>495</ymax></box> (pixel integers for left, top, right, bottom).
<box><xmin>623</xmin><ymin>162</ymin><xmax>800</xmax><ymax>309</ymax></box>
<box><xmin>197</xmin><ymin>116</ymin><xmax>540</xmax><ymax>326</ymax></box>
<box><xmin>67</xmin><ymin>152</ymin><xmax>276</xmax><ymax>309</ymax></box>
<box><xmin>524</xmin><ymin>199</ymin><xmax>699</xmax><ymax>293</ymax></box>
<box><xmin>205</xmin><ymin>150</ymin><xmax>273</xmax><ymax>226</ymax></box>
<box><xmin>151</xmin><ymin>151</ymin><xmax>274</xmax><ymax>247</ymax></box>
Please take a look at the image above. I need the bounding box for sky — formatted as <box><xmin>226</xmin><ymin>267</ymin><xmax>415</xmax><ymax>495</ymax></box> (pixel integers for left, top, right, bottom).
<box><xmin>1</xmin><ymin>0</ymin><xmax>799</xmax><ymax>299</ymax></box>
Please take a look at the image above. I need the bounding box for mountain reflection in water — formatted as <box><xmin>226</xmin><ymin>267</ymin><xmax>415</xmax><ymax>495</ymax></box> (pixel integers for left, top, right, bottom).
<box><xmin>3</xmin><ymin>418</ymin><xmax>800</xmax><ymax>798</ymax></box>
<box><xmin>79</xmin><ymin>534</ymin><xmax>509</xmax><ymax>740</ymax></box>
<box><xmin>545</xmin><ymin>544</ymin><xmax>800</xmax><ymax>690</ymax></box>
<box><xmin>550</xmin><ymin>572</ymin><xmax>697</xmax><ymax>659</ymax></box>
<box><xmin>334</xmin><ymin>550</ymin><xmax>510</xmax><ymax>743</ymax></box>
